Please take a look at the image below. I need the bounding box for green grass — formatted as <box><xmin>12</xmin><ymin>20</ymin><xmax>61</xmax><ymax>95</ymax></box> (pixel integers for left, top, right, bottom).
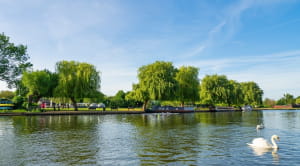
<box><xmin>0</xmin><ymin>107</ymin><xmax>143</xmax><ymax>114</ymax></box>
<box><xmin>0</xmin><ymin>109</ymin><xmax>29</xmax><ymax>113</ymax></box>
<box><xmin>43</xmin><ymin>107</ymin><xmax>143</xmax><ymax>111</ymax></box>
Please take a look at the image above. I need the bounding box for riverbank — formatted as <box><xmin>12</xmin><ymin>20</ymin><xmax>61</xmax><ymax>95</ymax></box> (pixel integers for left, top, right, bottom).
<box><xmin>0</xmin><ymin>109</ymin><xmax>212</xmax><ymax>116</ymax></box>
<box><xmin>0</xmin><ymin>110</ymin><xmax>145</xmax><ymax>116</ymax></box>
<box><xmin>0</xmin><ymin>108</ymin><xmax>299</xmax><ymax>116</ymax></box>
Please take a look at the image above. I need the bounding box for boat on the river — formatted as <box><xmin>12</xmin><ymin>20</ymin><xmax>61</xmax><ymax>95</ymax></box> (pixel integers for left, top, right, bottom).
<box><xmin>146</xmin><ymin>106</ymin><xmax>195</xmax><ymax>113</ymax></box>
<box><xmin>241</xmin><ymin>105</ymin><xmax>253</xmax><ymax>111</ymax></box>
<box><xmin>209</xmin><ymin>106</ymin><xmax>236</xmax><ymax>112</ymax></box>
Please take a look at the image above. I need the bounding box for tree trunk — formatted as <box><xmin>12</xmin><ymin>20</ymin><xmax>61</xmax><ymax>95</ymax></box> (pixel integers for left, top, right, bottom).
<box><xmin>180</xmin><ymin>101</ymin><xmax>184</xmax><ymax>107</ymax></box>
<box><xmin>71</xmin><ymin>97</ymin><xmax>78</xmax><ymax>111</ymax></box>
<box><xmin>28</xmin><ymin>95</ymin><xmax>33</xmax><ymax>111</ymax></box>
<box><xmin>142</xmin><ymin>100</ymin><xmax>148</xmax><ymax>111</ymax></box>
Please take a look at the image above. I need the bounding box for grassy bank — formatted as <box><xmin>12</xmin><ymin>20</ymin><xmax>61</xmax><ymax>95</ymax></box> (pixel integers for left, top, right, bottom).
<box><xmin>1</xmin><ymin>107</ymin><xmax>299</xmax><ymax>116</ymax></box>
<box><xmin>0</xmin><ymin>107</ymin><xmax>143</xmax><ymax>114</ymax></box>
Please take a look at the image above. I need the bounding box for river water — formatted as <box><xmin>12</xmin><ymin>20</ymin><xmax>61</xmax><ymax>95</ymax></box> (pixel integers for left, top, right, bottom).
<box><xmin>0</xmin><ymin>110</ymin><xmax>299</xmax><ymax>166</ymax></box>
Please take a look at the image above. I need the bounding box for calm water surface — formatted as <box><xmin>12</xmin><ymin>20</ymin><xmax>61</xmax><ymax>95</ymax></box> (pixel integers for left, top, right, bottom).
<box><xmin>0</xmin><ymin>110</ymin><xmax>300</xmax><ymax>165</ymax></box>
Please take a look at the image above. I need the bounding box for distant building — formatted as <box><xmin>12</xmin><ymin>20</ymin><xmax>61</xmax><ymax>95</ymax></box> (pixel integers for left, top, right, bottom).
<box><xmin>273</xmin><ymin>105</ymin><xmax>292</xmax><ymax>109</ymax></box>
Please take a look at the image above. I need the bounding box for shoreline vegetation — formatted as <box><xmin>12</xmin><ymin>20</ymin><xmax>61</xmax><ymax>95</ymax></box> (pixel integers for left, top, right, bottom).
<box><xmin>0</xmin><ymin>108</ymin><xmax>299</xmax><ymax>116</ymax></box>
<box><xmin>2</xmin><ymin>34</ymin><xmax>299</xmax><ymax>114</ymax></box>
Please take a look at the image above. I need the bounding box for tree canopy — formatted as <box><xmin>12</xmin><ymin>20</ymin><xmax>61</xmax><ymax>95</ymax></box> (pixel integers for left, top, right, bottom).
<box><xmin>0</xmin><ymin>33</ymin><xmax>32</xmax><ymax>87</ymax></box>
<box><xmin>276</xmin><ymin>93</ymin><xmax>295</xmax><ymax>105</ymax></box>
<box><xmin>200</xmin><ymin>74</ymin><xmax>231</xmax><ymax>105</ymax></box>
<box><xmin>21</xmin><ymin>69</ymin><xmax>58</xmax><ymax>104</ymax></box>
<box><xmin>241</xmin><ymin>81</ymin><xmax>263</xmax><ymax>106</ymax></box>
<box><xmin>227</xmin><ymin>80</ymin><xmax>244</xmax><ymax>106</ymax></box>
<box><xmin>126</xmin><ymin>83</ymin><xmax>150</xmax><ymax>110</ymax></box>
<box><xmin>295</xmin><ymin>96</ymin><xmax>300</xmax><ymax>104</ymax></box>
<box><xmin>200</xmin><ymin>75</ymin><xmax>262</xmax><ymax>106</ymax></box>
<box><xmin>0</xmin><ymin>90</ymin><xmax>15</xmax><ymax>99</ymax></box>
<box><xmin>139</xmin><ymin>61</ymin><xmax>178</xmax><ymax>100</ymax></box>
<box><xmin>128</xmin><ymin>61</ymin><xmax>178</xmax><ymax>110</ymax></box>
<box><xmin>175</xmin><ymin>66</ymin><xmax>200</xmax><ymax>106</ymax></box>
<box><xmin>54</xmin><ymin>61</ymin><xmax>101</xmax><ymax>110</ymax></box>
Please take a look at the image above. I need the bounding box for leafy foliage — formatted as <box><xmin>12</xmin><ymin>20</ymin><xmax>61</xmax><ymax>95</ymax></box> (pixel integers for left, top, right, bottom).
<box><xmin>276</xmin><ymin>93</ymin><xmax>295</xmax><ymax>105</ymax></box>
<box><xmin>200</xmin><ymin>74</ymin><xmax>231</xmax><ymax>105</ymax></box>
<box><xmin>22</xmin><ymin>70</ymin><xmax>57</xmax><ymax>100</ymax></box>
<box><xmin>0</xmin><ymin>33</ymin><xmax>32</xmax><ymax>87</ymax></box>
<box><xmin>241</xmin><ymin>81</ymin><xmax>263</xmax><ymax>106</ymax></box>
<box><xmin>110</xmin><ymin>90</ymin><xmax>127</xmax><ymax>107</ymax></box>
<box><xmin>54</xmin><ymin>61</ymin><xmax>101</xmax><ymax>110</ymax></box>
<box><xmin>138</xmin><ymin>61</ymin><xmax>178</xmax><ymax>100</ymax></box>
<box><xmin>175</xmin><ymin>66</ymin><xmax>200</xmax><ymax>106</ymax></box>
<box><xmin>227</xmin><ymin>80</ymin><xmax>244</xmax><ymax>106</ymax></box>
<box><xmin>200</xmin><ymin>75</ymin><xmax>262</xmax><ymax>106</ymax></box>
<box><xmin>12</xmin><ymin>95</ymin><xmax>26</xmax><ymax>109</ymax></box>
<box><xmin>21</xmin><ymin>70</ymin><xmax>58</xmax><ymax>103</ymax></box>
<box><xmin>127</xmin><ymin>61</ymin><xmax>178</xmax><ymax>110</ymax></box>
<box><xmin>0</xmin><ymin>90</ymin><xmax>15</xmax><ymax>99</ymax></box>
<box><xmin>295</xmin><ymin>96</ymin><xmax>300</xmax><ymax>104</ymax></box>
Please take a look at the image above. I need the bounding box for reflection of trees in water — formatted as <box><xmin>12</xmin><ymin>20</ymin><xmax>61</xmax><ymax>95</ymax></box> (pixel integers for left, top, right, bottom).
<box><xmin>11</xmin><ymin>115</ymin><xmax>102</xmax><ymax>165</ymax></box>
<box><xmin>192</xmin><ymin>111</ymin><xmax>264</xmax><ymax>127</ymax></box>
<box><xmin>124</xmin><ymin>112</ymin><xmax>268</xmax><ymax>165</ymax></box>
<box><xmin>12</xmin><ymin>115</ymin><xmax>102</xmax><ymax>133</ymax></box>
<box><xmin>124</xmin><ymin>113</ymin><xmax>200</xmax><ymax>165</ymax></box>
<box><xmin>122</xmin><ymin>112</ymin><xmax>268</xmax><ymax>165</ymax></box>
<box><xmin>263</xmin><ymin>110</ymin><xmax>299</xmax><ymax>130</ymax></box>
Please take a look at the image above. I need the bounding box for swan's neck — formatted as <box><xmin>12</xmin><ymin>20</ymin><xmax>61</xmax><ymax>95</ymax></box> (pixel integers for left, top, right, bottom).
<box><xmin>271</xmin><ymin>137</ymin><xmax>278</xmax><ymax>149</ymax></box>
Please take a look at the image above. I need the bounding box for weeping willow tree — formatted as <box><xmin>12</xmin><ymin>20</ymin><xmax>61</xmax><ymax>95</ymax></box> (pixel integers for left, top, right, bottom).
<box><xmin>54</xmin><ymin>61</ymin><xmax>100</xmax><ymax>111</ymax></box>
<box><xmin>200</xmin><ymin>74</ymin><xmax>231</xmax><ymax>105</ymax></box>
<box><xmin>126</xmin><ymin>83</ymin><xmax>150</xmax><ymax>111</ymax></box>
<box><xmin>241</xmin><ymin>81</ymin><xmax>263</xmax><ymax>106</ymax></box>
<box><xmin>127</xmin><ymin>61</ymin><xmax>178</xmax><ymax>110</ymax></box>
<box><xmin>175</xmin><ymin>66</ymin><xmax>200</xmax><ymax>107</ymax></box>
<box><xmin>21</xmin><ymin>69</ymin><xmax>58</xmax><ymax>105</ymax></box>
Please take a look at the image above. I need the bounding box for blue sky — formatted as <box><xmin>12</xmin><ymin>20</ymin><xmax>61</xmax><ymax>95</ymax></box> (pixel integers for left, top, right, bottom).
<box><xmin>0</xmin><ymin>0</ymin><xmax>300</xmax><ymax>100</ymax></box>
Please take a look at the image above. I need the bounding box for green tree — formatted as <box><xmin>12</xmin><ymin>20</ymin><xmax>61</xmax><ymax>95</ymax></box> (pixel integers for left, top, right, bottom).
<box><xmin>112</xmin><ymin>90</ymin><xmax>127</xmax><ymax>107</ymax></box>
<box><xmin>82</xmin><ymin>91</ymin><xmax>105</xmax><ymax>103</ymax></box>
<box><xmin>54</xmin><ymin>61</ymin><xmax>100</xmax><ymax>111</ymax></box>
<box><xmin>296</xmin><ymin>96</ymin><xmax>300</xmax><ymax>104</ymax></box>
<box><xmin>126</xmin><ymin>84</ymin><xmax>150</xmax><ymax>110</ymax></box>
<box><xmin>0</xmin><ymin>90</ymin><xmax>15</xmax><ymax>99</ymax></box>
<box><xmin>276</xmin><ymin>93</ymin><xmax>294</xmax><ymax>105</ymax></box>
<box><xmin>127</xmin><ymin>61</ymin><xmax>178</xmax><ymax>110</ymax></box>
<box><xmin>200</xmin><ymin>74</ymin><xmax>230</xmax><ymax>105</ymax></box>
<box><xmin>15</xmin><ymin>80</ymin><xmax>29</xmax><ymax>97</ymax></box>
<box><xmin>175</xmin><ymin>66</ymin><xmax>200</xmax><ymax>106</ymax></box>
<box><xmin>284</xmin><ymin>93</ymin><xmax>295</xmax><ymax>104</ymax></box>
<box><xmin>241</xmin><ymin>81</ymin><xmax>263</xmax><ymax>106</ymax></box>
<box><xmin>0</xmin><ymin>33</ymin><xmax>32</xmax><ymax>87</ymax></box>
<box><xmin>12</xmin><ymin>95</ymin><xmax>25</xmax><ymax>109</ymax></box>
<box><xmin>276</xmin><ymin>98</ymin><xmax>285</xmax><ymax>105</ymax></box>
<box><xmin>21</xmin><ymin>69</ymin><xmax>58</xmax><ymax>105</ymax></box>
<box><xmin>227</xmin><ymin>80</ymin><xmax>244</xmax><ymax>106</ymax></box>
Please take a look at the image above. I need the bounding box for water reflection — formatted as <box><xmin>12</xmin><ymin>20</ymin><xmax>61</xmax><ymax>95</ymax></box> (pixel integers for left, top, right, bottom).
<box><xmin>3</xmin><ymin>116</ymin><xmax>104</xmax><ymax>165</ymax></box>
<box><xmin>249</xmin><ymin>147</ymin><xmax>280</xmax><ymax>164</ymax></box>
<box><xmin>0</xmin><ymin>110</ymin><xmax>300</xmax><ymax>165</ymax></box>
<box><xmin>250</xmin><ymin>147</ymin><xmax>278</xmax><ymax>156</ymax></box>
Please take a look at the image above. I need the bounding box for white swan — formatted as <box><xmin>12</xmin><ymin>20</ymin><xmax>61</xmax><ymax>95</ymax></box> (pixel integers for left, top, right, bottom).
<box><xmin>247</xmin><ymin>135</ymin><xmax>280</xmax><ymax>149</ymax></box>
<box><xmin>256</xmin><ymin>124</ymin><xmax>264</xmax><ymax>130</ymax></box>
